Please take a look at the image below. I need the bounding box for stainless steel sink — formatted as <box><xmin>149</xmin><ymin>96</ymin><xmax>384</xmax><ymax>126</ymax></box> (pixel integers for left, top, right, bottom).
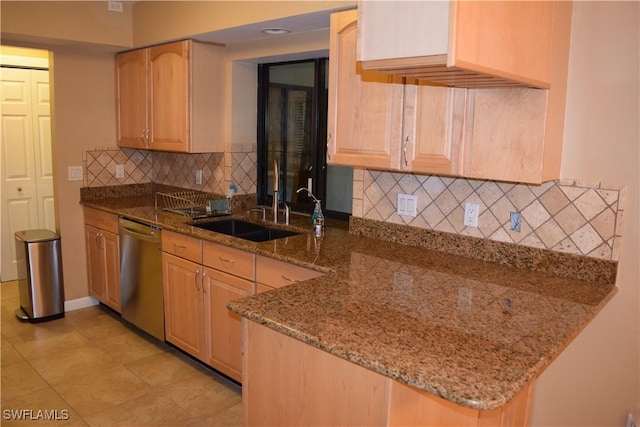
<box><xmin>191</xmin><ymin>219</ymin><xmax>300</xmax><ymax>242</ymax></box>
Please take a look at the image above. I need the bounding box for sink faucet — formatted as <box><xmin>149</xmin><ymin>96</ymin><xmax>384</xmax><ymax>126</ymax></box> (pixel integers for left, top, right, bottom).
<box><xmin>278</xmin><ymin>201</ymin><xmax>291</xmax><ymax>225</ymax></box>
<box><xmin>271</xmin><ymin>160</ymin><xmax>291</xmax><ymax>225</ymax></box>
<box><xmin>272</xmin><ymin>160</ymin><xmax>279</xmax><ymax>223</ymax></box>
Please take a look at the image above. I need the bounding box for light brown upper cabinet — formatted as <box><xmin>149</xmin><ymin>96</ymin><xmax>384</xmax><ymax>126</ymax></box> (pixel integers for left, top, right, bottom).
<box><xmin>327</xmin><ymin>10</ymin><xmax>466</xmax><ymax>176</ymax></box>
<box><xmin>116</xmin><ymin>40</ymin><xmax>225</xmax><ymax>153</ymax></box>
<box><xmin>330</xmin><ymin>2</ymin><xmax>572</xmax><ymax>184</ymax></box>
<box><xmin>462</xmin><ymin>1</ymin><xmax>572</xmax><ymax>183</ymax></box>
<box><xmin>357</xmin><ymin>1</ymin><xmax>555</xmax><ymax>88</ymax></box>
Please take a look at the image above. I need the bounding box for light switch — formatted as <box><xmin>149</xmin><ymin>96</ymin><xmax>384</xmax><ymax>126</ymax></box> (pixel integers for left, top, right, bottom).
<box><xmin>68</xmin><ymin>166</ymin><xmax>83</xmax><ymax>181</ymax></box>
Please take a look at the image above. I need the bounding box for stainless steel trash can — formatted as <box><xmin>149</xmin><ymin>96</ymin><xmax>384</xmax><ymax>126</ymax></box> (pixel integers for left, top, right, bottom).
<box><xmin>15</xmin><ymin>230</ymin><xmax>65</xmax><ymax>322</ymax></box>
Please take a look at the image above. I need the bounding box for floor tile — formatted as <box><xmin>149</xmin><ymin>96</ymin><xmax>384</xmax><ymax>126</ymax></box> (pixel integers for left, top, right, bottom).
<box><xmin>0</xmin><ymin>360</ymin><xmax>50</xmax><ymax>401</ymax></box>
<box><xmin>8</xmin><ymin>330</ymin><xmax>92</xmax><ymax>361</ymax></box>
<box><xmin>1</xmin><ymin>337</ymin><xmax>25</xmax><ymax>367</ymax></box>
<box><xmin>1</xmin><ymin>387</ymin><xmax>87</xmax><ymax>426</ymax></box>
<box><xmin>96</xmin><ymin>328</ymin><xmax>170</xmax><ymax>364</ymax></box>
<box><xmin>156</xmin><ymin>369</ymin><xmax>241</xmax><ymax>417</ymax></box>
<box><xmin>70</xmin><ymin>311</ymin><xmax>130</xmax><ymax>342</ymax></box>
<box><xmin>53</xmin><ymin>365</ymin><xmax>151</xmax><ymax>418</ymax></box>
<box><xmin>28</xmin><ymin>342</ymin><xmax>118</xmax><ymax>385</ymax></box>
<box><xmin>124</xmin><ymin>349</ymin><xmax>209</xmax><ymax>387</ymax></box>
<box><xmin>82</xmin><ymin>392</ymin><xmax>196</xmax><ymax>427</ymax></box>
<box><xmin>1</xmin><ymin>280</ymin><xmax>20</xmax><ymax>300</ymax></box>
<box><xmin>1</xmin><ymin>279</ymin><xmax>243</xmax><ymax>426</ymax></box>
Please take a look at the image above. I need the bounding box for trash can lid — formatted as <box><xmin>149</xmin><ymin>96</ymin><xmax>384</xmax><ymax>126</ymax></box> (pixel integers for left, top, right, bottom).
<box><xmin>15</xmin><ymin>229</ymin><xmax>60</xmax><ymax>243</ymax></box>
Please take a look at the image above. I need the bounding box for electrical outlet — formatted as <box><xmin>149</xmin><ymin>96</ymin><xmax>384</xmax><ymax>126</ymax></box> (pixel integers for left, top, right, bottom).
<box><xmin>397</xmin><ymin>194</ymin><xmax>417</xmax><ymax>217</ymax></box>
<box><xmin>510</xmin><ymin>212</ymin><xmax>522</xmax><ymax>232</ymax></box>
<box><xmin>115</xmin><ymin>164</ymin><xmax>124</xmax><ymax>179</ymax></box>
<box><xmin>107</xmin><ymin>1</ymin><xmax>123</xmax><ymax>12</ymax></box>
<box><xmin>195</xmin><ymin>169</ymin><xmax>203</xmax><ymax>185</ymax></box>
<box><xmin>463</xmin><ymin>202</ymin><xmax>479</xmax><ymax>227</ymax></box>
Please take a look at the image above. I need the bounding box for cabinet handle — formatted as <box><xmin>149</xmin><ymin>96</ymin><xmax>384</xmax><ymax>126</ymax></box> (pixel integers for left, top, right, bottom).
<box><xmin>141</xmin><ymin>129</ymin><xmax>151</xmax><ymax>147</ymax></box>
<box><xmin>218</xmin><ymin>256</ymin><xmax>235</xmax><ymax>264</ymax></box>
<box><xmin>96</xmin><ymin>232</ymin><xmax>103</xmax><ymax>249</ymax></box>
<box><xmin>202</xmin><ymin>270</ymin><xmax>207</xmax><ymax>294</ymax></box>
<box><xmin>146</xmin><ymin>129</ymin><xmax>151</xmax><ymax>147</ymax></box>
<box><xmin>403</xmin><ymin>136</ymin><xmax>409</xmax><ymax>167</ymax></box>
<box><xmin>195</xmin><ymin>269</ymin><xmax>201</xmax><ymax>291</ymax></box>
<box><xmin>173</xmin><ymin>243</ymin><xmax>186</xmax><ymax>250</ymax></box>
<box><xmin>281</xmin><ymin>275</ymin><xmax>298</xmax><ymax>283</ymax></box>
<box><xmin>327</xmin><ymin>133</ymin><xmax>332</xmax><ymax>160</ymax></box>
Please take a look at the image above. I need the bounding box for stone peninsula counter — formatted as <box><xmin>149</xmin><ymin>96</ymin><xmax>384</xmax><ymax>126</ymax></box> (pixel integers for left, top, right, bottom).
<box><xmin>81</xmin><ymin>188</ymin><xmax>617</xmax><ymax>414</ymax></box>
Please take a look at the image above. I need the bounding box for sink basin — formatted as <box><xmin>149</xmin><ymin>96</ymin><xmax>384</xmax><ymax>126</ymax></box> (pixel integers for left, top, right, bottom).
<box><xmin>191</xmin><ymin>219</ymin><xmax>300</xmax><ymax>242</ymax></box>
<box><xmin>194</xmin><ymin>219</ymin><xmax>265</xmax><ymax>235</ymax></box>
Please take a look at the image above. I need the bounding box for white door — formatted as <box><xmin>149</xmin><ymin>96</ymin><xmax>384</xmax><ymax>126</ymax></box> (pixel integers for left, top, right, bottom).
<box><xmin>0</xmin><ymin>67</ymin><xmax>55</xmax><ymax>281</ymax></box>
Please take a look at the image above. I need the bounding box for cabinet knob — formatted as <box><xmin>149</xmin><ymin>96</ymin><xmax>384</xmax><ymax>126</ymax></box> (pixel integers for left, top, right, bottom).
<box><xmin>17</xmin><ymin>187</ymin><xmax>22</xmax><ymax>192</ymax></box>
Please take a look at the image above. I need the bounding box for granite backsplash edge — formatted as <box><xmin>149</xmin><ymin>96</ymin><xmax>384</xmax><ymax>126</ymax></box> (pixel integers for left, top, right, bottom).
<box><xmin>79</xmin><ymin>184</ymin><xmax>616</xmax><ymax>285</ymax></box>
<box><xmin>350</xmin><ymin>216</ymin><xmax>617</xmax><ymax>285</ymax></box>
<box><xmin>79</xmin><ymin>183</ymin><xmax>257</xmax><ymax>213</ymax></box>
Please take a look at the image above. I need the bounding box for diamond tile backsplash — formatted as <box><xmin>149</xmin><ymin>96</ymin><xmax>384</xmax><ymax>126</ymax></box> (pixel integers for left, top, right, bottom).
<box><xmin>83</xmin><ymin>148</ymin><xmax>627</xmax><ymax>262</ymax></box>
<box><xmin>352</xmin><ymin>169</ymin><xmax>627</xmax><ymax>261</ymax></box>
<box><xmin>84</xmin><ymin>148</ymin><xmax>228</xmax><ymax>195</ymax></box>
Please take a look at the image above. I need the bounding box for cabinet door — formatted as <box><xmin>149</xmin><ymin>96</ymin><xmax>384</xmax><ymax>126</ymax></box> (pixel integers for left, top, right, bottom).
<box><xmin>204</xmin><ymin>267</ymin><xmax>253</xmax><ymax>382</ymax></box>
<box><xmin>102</xmin><ymin>231</ymin><xmax>121</xmax><ymax>312</ymax></box>
<box><xmin>357</xmin><ymin>1</ymin><xmax>554</xmax><ymax>88</ymax></box>
<box><xmin>85</xmin><ymin>225</ymin><xmax>105</xmax><ymax>301</ymax></box>
<box><xmin>463</xmin><ymin>88</ymin><xmax>548</xmax><ymax>183</ymax></box>
<box><xmin>148</xmin><ymin>41</ymin><xmax>190</xmax><ymax>152</ymax></box>
<box><xmin>116</xmin><ymin>49</ymin><xmax>148</xmax><ymax>149</ymax></box>
<box><xmin>403</xmin><ymin>81</ymin><xmax>466</xmax><ymax>176</ymax></box>
<box><xmin>162</xmin><ymin>252</ymin><xmax>205</xmax><ymax>359</ymax></box>
<box><xmin>327</xmin><ymin>10</ymin><xmax>404</xmax><ymax>170</ymax></box>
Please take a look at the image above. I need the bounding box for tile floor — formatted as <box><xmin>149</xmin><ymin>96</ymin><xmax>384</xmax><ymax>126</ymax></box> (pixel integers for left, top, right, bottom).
<box><xmin>1</xmin><ymin>281</ymin><xmax>242</xmax><ymax>426</ymax></box>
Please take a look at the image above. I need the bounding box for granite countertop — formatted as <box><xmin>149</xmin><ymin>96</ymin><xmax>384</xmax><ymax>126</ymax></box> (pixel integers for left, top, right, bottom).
<box><xmin>81</xmin><ymin>188</ymin><xmax>617</xmax><ymax>411</ymax></box>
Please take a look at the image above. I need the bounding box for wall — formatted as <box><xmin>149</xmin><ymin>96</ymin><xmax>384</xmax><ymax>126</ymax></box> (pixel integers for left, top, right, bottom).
<box><xmin>131</xmin><ymin>1</ymin><xmax>353</xmax><ymax>46</ymax></box>
<box><xmin>0</xmin><ymin>1</ymin><xmax>132</xmax><ymax>49</ymax></box>
<box><xmin>531</xmin><ymin>2</ymin><xmax>639</xmax><ymax>425</ymax></box>
<box><xmin>49</xmin><ymin>47</ymin><xmax>119</xmax><ymax>301</ymax></box>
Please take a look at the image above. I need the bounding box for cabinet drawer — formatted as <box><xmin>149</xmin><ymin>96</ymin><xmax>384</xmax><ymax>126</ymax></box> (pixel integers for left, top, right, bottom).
<box><xmin>84</xmin><ymin>207</ymin><xmax>119</xmax><ymax>234</ymax></box>
<box><xmin>256</xmin><ymin>255</ymin><xmax>324</xmax><ymax>289</ymax></box>
<box><xmin>162</xmin><ymin>230</ymin><xmax>202</xmax><ymax>263</ymax></box>
<box><xmin>203</xmin><ymin>241</ymin><xmax>255</xmax><ymax>281</ymax></box>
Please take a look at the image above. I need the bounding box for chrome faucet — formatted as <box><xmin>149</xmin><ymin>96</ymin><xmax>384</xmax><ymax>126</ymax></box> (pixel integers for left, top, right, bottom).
<box><xmin>272</xmin><ymin>160</ymin><xmax>279</xmax><ymax>224</ymax></box>
<box><xmin>272</xmin><ymin>160</ymin><xmax>290</xmax><ymax>224</ymax></box>
<box><xmin>278</xmin><ymin>201</ymin><xmax>291</xmax><ymax>225</ymax></box>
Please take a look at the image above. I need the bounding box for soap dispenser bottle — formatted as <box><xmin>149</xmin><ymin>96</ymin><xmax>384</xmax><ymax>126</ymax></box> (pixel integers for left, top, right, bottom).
<box><xmin>312</xmin><ymin>200</ymin><xmax>324</xmax><ymax>237</ymax></box>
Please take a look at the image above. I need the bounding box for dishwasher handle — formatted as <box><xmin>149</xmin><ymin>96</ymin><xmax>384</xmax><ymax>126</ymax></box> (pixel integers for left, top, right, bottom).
<box><xmin>119</xmin><ymin>219</ymin><xmax>161</xmax><ymax>243</ymax></box>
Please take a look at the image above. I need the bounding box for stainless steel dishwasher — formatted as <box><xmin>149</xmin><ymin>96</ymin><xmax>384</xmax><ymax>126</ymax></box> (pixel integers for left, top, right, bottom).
<box><xmin>119</xmin><ymin>217</ymin><xmax>164</xmax><ymax>341</ymax></box>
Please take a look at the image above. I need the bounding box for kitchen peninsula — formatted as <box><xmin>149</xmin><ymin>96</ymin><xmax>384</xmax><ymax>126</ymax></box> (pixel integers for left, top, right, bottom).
<box><xmin>81</xmin><ymin>185</ymin><xmax>617</xmax><ymax>426</ymax></box>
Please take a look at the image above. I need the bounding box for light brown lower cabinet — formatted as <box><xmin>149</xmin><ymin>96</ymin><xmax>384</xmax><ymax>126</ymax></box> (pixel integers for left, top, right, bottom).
<box><xmin>204</xmin><ymin>267</ymin><xmax>253</xmax><ymax>382</ymax></box>
<box><xmin>84</xmin><ymin>208</ymin><xmax>121</xmax><ymax>312</ymax></box>
<box><xmin>162</xmin><ymin>230</ymin><xmax>325</xmax><ymax>383</ymax></box>
<box><xmin>162</xmin><ymin>231</ymin><xmax>256</xmax><ymax>382</ymax></box>
<box><xmin>162</xmin><ymin>252</ymin><xmax>206</xmax><ymax>360</ymax></box>
<box><xmin>243</xmin><ymin>320</ymin><xmax>535</xmax><ymax>427</ymax></box>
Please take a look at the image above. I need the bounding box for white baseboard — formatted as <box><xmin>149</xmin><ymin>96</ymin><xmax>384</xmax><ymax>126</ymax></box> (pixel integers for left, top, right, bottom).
<box><xmin>64</xmin><ymin>296</ymin><xmax>99</xmax><ymax>312</ymax></box>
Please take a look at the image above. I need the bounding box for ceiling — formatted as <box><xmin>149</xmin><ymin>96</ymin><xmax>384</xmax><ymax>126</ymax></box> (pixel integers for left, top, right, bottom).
<box><xmin>190</xmin><ymin>9</ymin><xmax>343</xmax><ymax>46</ymax></box>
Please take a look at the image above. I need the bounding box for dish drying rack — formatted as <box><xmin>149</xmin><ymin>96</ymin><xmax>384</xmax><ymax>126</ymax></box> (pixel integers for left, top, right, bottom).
<box><xmin>155</xmin><ymin>191</ymin><xmax>229</xmax><ymax>218</ymax></box>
